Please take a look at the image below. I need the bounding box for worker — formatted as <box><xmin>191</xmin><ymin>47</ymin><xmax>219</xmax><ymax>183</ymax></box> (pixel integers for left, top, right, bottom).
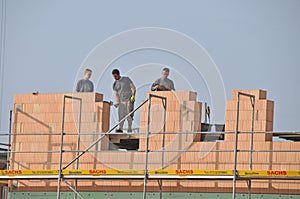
<box><xmin>151</xmin><ymin>67</ymin><xmax>175</xmax><ymax>91</ymax></box>
<box><xmin>112</xmin><ymin>69</ymin><xmax>136</xmax><ymax>133</ymax></box>
<box><xmin>76</xmin><ymin>68</ymin><xmax>94</xmax><ymax>92</ymax></box>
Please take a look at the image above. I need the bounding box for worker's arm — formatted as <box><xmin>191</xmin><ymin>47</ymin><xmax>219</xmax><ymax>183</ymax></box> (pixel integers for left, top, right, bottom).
<box><xmin>170</xmin><ymin>80</ymin><xmax>175</xmax><ymax>91</ymax></box>
<box><xmin>151</xmin><ymin>79</ymin><xmax>160</xmax><ymax>91</ymax></box>
<box><xmin>151</xmin><ymin>84</ymin><xmax>160</xmax><ymax>91</ymax></box>
<box><xmin>91</xmin><ymin>82</ymin><xmax>94</xmax><ymax>92</ymax></box>
<box><xmin>76</xmin><ymin>80</ymin><xmax>81</xmax><ymax>92</ymax></box>
<box><xmin>130</xmin><ymin>82</ymin><xmax>136</xmax><ymax>96</ymax></box>
<box><xmin>114</xmin><ymin>90</ymin><xmax>120</xmax><ymax>103</ymax></box>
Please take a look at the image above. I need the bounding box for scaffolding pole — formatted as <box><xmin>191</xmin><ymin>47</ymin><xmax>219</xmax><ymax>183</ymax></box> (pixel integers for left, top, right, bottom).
<box><xmin>143</xmin><ymin>97</ymin><xmax>151</xmax><ymax>199</ymax></box>
<box><xmin>57</xmin><ymin>95</ymin><xmax>82</xmax><ymax>199</ymax></box>
<box><xmin>232</xmin><ymin>92</ymin><xmax>255</xmax><ymax>199</ymax></box>
<box><xmin>63</xmin><ymin>179</ymin><xmax>85</xmax><ymax>199</ymax></box>
<box><xmin>7</xmin><ymin>110</ymin><xmax>12</xmax><ymax>170</ymax></box>
<box><xmin>143</xmin><ymin>94</ymin><xmax>167</xmax><ymax>199</ymax></box>
<box><xmin>160</xmin><ymin>97</ymin><xmax>167</xmax><ymax>199</ymax></box>
<box><xmin>248</xmin><ymin>95</ymin><xmax>255</xmax><ymax>199</ymax></box>
<box><xmin>74</xmin><ymin>98</ymin><xmax>82</xmax><ymax>199</ymax></box>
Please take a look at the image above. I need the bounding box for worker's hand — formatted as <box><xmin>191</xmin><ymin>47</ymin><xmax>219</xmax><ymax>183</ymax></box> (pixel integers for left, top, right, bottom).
<box><xmin>114</xmin><ymin>102</ymin><xmax>119</xmax><ymax>108</ymax></box>
<box><xmin>153</xmin><ymin>85</ymin><xmax>160</xmax><ymax>90</ymax></box>
<box><xmin>130</xmin><ymin>95</ymin><xmax>135</xmax><ymax>102</ymax></box>
<box><xmin>151</xmin><ymin>83</ymin><xmax>160</xmax><ymax>91</ymax></box>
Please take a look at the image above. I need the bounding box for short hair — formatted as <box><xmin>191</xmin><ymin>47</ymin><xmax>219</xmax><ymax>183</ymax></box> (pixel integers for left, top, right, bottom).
<box><xmin>84</xmin><ymin>68</ymin><xmax>92</xmax><ymax>74</ymax></box>
<box><xmin>162</xmin><ymin>67</ymin><xmax>170</xmax><ymax>73</ymax></box>
<box><xmin>112</xmin><ymin>69</ymin><xmax>120</xmax><ymax>75</ymax></box>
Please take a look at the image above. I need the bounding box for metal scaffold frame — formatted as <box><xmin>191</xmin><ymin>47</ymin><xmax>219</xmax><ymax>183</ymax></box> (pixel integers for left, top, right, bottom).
<box><xmin>57</xmin><ymin>95</ymin><xmax>152</xmax><ymax>199</ymax></box>
<box><xmin>57</xmin><ymin>95</ymin><xmax>83</xmax><ymax>199</ymax></box>
<box><xmin>232</xmin><ymin>92</ymin><xmax>255</xmax><ymax>199</ymax></box>
<box><xmin>0</xmin><ymin>93</ymin><xmax>300</xmax><ymax>199</ymax></box>
<box><xmin>143</xmin><ymin>94</ymin><xmax>167</xmax><ymax>199</ymax></box>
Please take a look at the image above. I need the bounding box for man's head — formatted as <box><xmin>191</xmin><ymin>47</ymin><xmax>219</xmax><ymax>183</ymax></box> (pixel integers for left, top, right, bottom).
<box><xmin>84</xmin><ymin>68</ymin><xmax>92</xmax><ymax>80</ymax></box>
<box><xmin>112</xmin><ymin>69</ymin><xmax>121</xmax><ymax>80</ymax></box>
<box><xmin>161</xmin><ymin>67</ymin><xmax>170</xmax><ymax>80</ymax></box>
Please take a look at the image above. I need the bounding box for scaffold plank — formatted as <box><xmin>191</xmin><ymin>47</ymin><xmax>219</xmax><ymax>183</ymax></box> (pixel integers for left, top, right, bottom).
<box><xmin>1</xmin><ymin>169</ymin><xmax>300</xmax><ymax>180</ymax></box>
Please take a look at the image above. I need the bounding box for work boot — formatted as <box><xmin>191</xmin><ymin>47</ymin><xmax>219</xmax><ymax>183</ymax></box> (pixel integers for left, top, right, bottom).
<box><xmin>116</xmin><ymin>129</ymin><xmax>123</xmax><ymax>133</ymax></box>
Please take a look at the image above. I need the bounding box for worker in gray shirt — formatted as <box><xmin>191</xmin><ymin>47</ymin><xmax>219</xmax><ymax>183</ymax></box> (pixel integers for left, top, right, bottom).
<box><xmin>112</xmin><ymin>69</ymin><xmax>136</xmax><ymax>133</ymax></box>
<box><xmin>76</xmin><ymin>68</ymin><xmax>94</xmax><ymax>92</ymax></box>
<box><xmin>151</xmin><ymin>67</ymin><xmax>175</xmax><ymax>91</ymax></box>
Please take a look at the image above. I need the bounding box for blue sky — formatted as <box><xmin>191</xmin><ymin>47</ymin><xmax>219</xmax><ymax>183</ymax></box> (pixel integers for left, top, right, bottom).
<box><xmin>0</xmin><ymin>0</ymin><xmax>299</xmax><ymax>143</ymax></box>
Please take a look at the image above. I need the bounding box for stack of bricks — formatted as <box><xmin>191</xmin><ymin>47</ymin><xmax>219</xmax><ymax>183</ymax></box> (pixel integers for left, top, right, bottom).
<box><xmin>225</xmin><ymin>89</ymin><xmax>274</xmax><ymax>141</ymax></box>
<box><xmin>139</xmin><ymin>91</ymin><xmax>202</xmax><ymax>150</ymax></box>
<box><xmin>11</xmin><ymin>92</ymin><xmax>110</xmax><ymax>175</ymax></box>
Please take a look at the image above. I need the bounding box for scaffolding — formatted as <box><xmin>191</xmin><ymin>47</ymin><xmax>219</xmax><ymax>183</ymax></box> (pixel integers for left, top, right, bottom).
<box><xmin>0</xmin><ymin>92</ymin><xmax>300</xmax><ymax>199</ymax></box>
